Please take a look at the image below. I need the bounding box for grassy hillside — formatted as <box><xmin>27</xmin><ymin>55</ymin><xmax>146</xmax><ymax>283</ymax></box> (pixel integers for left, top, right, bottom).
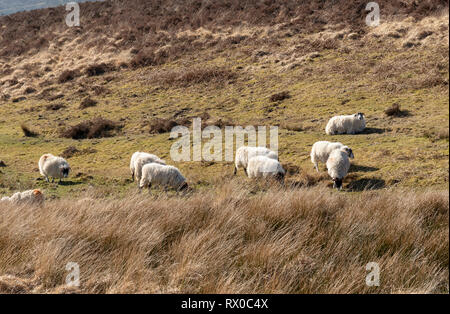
<box><xmin>0</xmin><ymin>1</ymin><xmax>448</xmax><ymax>198</ymax></box>
<box><xmin>0</xmin><ymin>0</ymin><xmax>448</xmax><ymax>293</ymax></box>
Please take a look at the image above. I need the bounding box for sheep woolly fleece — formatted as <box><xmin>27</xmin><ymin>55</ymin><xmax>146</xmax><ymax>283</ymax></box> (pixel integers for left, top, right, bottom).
<box><xmin>1</xmin><ymin>189</ymin><xmax>44</xmax><ymax>204</ymax></box>
<box><xmin>311</xmin><ymin>141</ymin><xmax>344</xmax><ymax>171</ymax></box>
<box><xmin>247</xmin><ymin>155</ymin><xmax>285</xmax><ymax>179</ymax></box>
<box><xmin>130</xmin><ymin>152</ymin><xmax>166</xmax><ymax>182</ymax></box>
<box><xmin>326</xmin><ymin>148</ymin><xmax>351</xmax><ymax>181</ymax></box>
<box><xmin>38</xmin><ymin>154</ymin><xmax>70</xmax><ymax>181</ymax></box>
<box><xmin>325</xmin><ymin>113</ymin><xmax>366</xmax><ymax>135</ymax></box>
<box><xmin>139</xmin><ymin>163</ymin><xmax>186</xmax><ymax>190</ymax></box>
<box><xmin>235</xmin><ymin>146</ymin><xmax>278</xmax><ymax>173</ymax></box>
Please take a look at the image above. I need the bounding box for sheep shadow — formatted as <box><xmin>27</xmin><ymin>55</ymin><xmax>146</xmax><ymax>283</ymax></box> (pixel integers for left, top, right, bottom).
<box><xmin>359</xmin><ymin>127</ymin><xmax>385</xmax><ymax>134</ymax></box>
<box><xmin>58</xmin><ymin>180</ymin><xmax>84</xmax><ymax>186</ymax></box>
<box><xmin>346</xmin><ymin>178</ymin><xmax>385</xmax><ymax>191</ymax></box>
<box><xmin>349</xmin><ymin>164</ymin><xmax>379</xmax><ymax>173</ymax></box>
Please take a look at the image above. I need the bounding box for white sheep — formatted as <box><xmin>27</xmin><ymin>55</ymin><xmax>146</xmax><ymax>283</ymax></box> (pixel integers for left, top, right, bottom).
<box><xmin>234</xmin><ymin>146</ymin><xmax>278</xmax><ymax>175</ymax></box>
<box><xmin>139</xmin><ymin>163</ymin><xmax>188</xmax><ymax>192</ymax></box>
<box><xmin>130</xmin><ymin>152</ymin><xmax>153</xmax><ymax>181</ymax></box>
<box><xmin>247</xmin><ymin>155</ymin><xmax>285</xmax><ymax>182</ymax></box>
<box><xmin>0</xmin><ymin>189</ymin><xmax>44</xmax><ymax>205</ymax></box>
<box><xmin>325</xmin><ymin>113</ymin><xmax>366</xmax><ymax>135</ymax></box>
<box><xmin>326</xmin><ymin>147</ymin><xmax>351</xmax><ymax>190</ymax></box>
<box><xmin>130</xmin><ymin>152</ymin><xmax>142</xmax><ymax>180</ymax></box>
<box><xmin>131</xmin><ymin>152</ymin><xmax>166</xmax><ymax>186</ymax></box>
<box><xmin>38</xmin><ymin>154</ymin><xmax>70</xmax><ymax>183</ymax></box>
<box><xmin>311</xmin><ymin>141</ymin><xmax>354</xmax><ymax>172</ymax></box>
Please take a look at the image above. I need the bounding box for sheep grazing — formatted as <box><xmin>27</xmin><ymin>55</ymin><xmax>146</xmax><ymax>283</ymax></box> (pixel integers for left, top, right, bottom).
<box><xmin>247</xmin><ymin>155</ymin><xmax>285</xmax><ymax>182</ymax></box>
<box><xmin>311</xmin><ymin>141</ymin><xmax>354</xmax><ymax>172</ymax></box>
<box><xmin>131</xmin><ymin>152</ymin><xmax>166</xmax><ymax>186</ymax></box>
<box><xmin>38</xmin><ymin>154</ymin><xmax>70</xmax><ymax>183</ymax></box>
<box><xmin>325</xmin><ymin>113</ymin><xmax>366</xmax><ymax>135</ymax></box>
<box><xmin>326</xmin><ymin>147</ymin><xmax>351</xmax><ymax>190</ymax></box>
<box><xmin>130</xmin><ymin>151</ymin><xmax>149</xmax><ymax>181</ymax></box>
<box><xmin>139</xmin><ymin>163</ymin><xmax>188</xmax><ymax>192</ymax></box>
<box><xmin>1</xmin><ymin>189</ymin><xmax>44</xmax><ymax>205</ymax></box>
<box><xmin>234</xmin><ymin>146</ymin><xmax>278</xmax><ymax>175</ymax></box>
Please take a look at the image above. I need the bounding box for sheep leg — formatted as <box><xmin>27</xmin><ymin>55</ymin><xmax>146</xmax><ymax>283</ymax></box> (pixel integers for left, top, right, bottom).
<box><xmin>244</xmin><ymin>167</ymin><xmax>248</xmax><ymax>176</ymax></box>
<box><xmin>233</xmin><ymin>166</ymin><xmax>237</xmax><ymax>175</ymax></box>
<box><xmin>51</xmin><ymin>177</ymin><xmax>55</xmax><ymax>183</ymax></box>
<box><xmin>333</xmin><ymin>179</ymin><xmax>343</xmax><ymax>190</ymax></box>
<box><xmin>314</xmin><ymin>162</ymin><xmax>319</xmax><ymax>172</ymax></box>
<box><xmin>45</xmin><ymin>176</ymin><xmax>49</xmax><ymax>183</ymax></box>
<box><xmin>147</xmin><ymin>183</ymin><xmax>152</xmax><ymax>194</ymax></box>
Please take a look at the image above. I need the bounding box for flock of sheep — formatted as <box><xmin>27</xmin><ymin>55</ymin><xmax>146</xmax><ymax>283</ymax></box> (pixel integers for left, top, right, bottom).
<box><xmin>0</xmin><ymin>113</ymin><xmax>366</xmax><ymax>204</ymax></box>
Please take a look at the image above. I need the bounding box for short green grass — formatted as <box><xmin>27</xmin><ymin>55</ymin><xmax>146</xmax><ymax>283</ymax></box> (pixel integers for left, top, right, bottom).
<box><xmin>0</xmin><ymin>40</ymin><xmax>448</xmax><ymax>198</ymax></box>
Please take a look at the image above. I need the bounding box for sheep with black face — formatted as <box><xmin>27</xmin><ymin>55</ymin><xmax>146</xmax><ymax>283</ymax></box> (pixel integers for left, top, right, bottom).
<box><xmin>311</xmin><ymin>141</ymin><xmax>354</xmax><ymax>172</ymax></box>
<box><xmin>326</xmin><ymin>147</ymin><xmax>351</xmax><ymax>190</ymax></box>
<box><xmin>38</xmin><ymin>154</ymin><xmax>70</xmax><ymax>183</ymax></box>
<box><xmin>139</xmin><ymin>163</ymin><xmax>188</xmax><ymax>192</ymax></box>
<box><xmin>325</xmin><ymin>113</ymin><xmax>366</xmax><ymax>135</ymax></box>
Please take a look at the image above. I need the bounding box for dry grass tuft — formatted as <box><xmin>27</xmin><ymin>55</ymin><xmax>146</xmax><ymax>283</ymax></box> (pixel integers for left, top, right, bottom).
<box><xmin>58</xmin><ymin>70</ymin><xmax>79</xmax><ymax>84</ymax></box>
<box><xmin>23</xmin><ymin>87</ymin><xmax>36</xmax><ymax>94</ymax></box>
<box><xmin>148</xmin><ymin>67</ymin><xmax>237</xmax><ymax>87</ymax></box>
<box><xmin>45</xmin><ymin>103</ymin><xmax>65</xmax><ymax>111</ymax></box>
<box><xmin>60</xmin><ymin>117</ymin><xmax>122</xmax><ymax>139</ymax></box>
<box><xmin>61</xmin><ymin>146</ymin><xmax>97</xmax><ymax>159</ymax></box>
<box><xmin>61</xmin><ymin>146</ymin><xmax>80</xmax><ymax>159</ymax></box>
<box><xmin>20</xmin><ymin>124</ymin><xmax>39</xmax><ymax>137</ymax></box>
<box><xmin>282</xmin><ymin>163</ymin><xmax>301</xmax><ymax>175</ymax></box>
<box><xmin>424</xmin><ymin>128</ymin><xmax>450</xmax><ymax>142</ymax></box>
<box><xmin>79</xmin><ymin>97</ymin><xmax>97</xmax><ymax>109</ymax></box>
<box><xmin>280</xmin><ymin>120</ymin><xmax>303</xmax><ymax>132</ymax></box>
<box><xmin>143</xmin><ymin>113</ymin><xmax>235</xmax><ymax>134</ymax></box>
<box><xmin>384</xmin><ymin>103</ymin><xmax>410</xmax><ymax>117</ymax></box>
<box><xmin>85</xmin><ymin>63</ymin><xmax>115</xmax><ymax>77</ymax></box>
<box><xmin>0</xmin><ymin>184</ymin><xmax>447</xmax><ymax>294</ymax></box>
<box><xmin>146</xmin><ymin>117</ymin><xmax>191</xmax><ymax>134</ymax></box>
<box><xmin>270</xmin><ymin>91</ymin><xmax>291</xmax><ymax>102</ymax></box>
<box><xmin>437</xmin><ymin>128</ymin><xmax>449</xmax><ymax>141</ymax></box>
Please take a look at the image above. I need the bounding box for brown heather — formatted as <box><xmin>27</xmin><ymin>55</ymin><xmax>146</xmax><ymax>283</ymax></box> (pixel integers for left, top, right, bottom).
<box><xmin>0</xmin><ymin>183</ymin><xmax>448</xmax><ymax>294</ymax></box>
<box><xmin>60</xmin><ymin>117</ymin><xmax>122</xmax><ymax>139</ymax></box>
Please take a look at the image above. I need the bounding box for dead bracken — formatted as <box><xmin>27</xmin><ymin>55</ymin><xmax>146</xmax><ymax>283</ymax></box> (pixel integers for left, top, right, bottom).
<box><xmin>60</xmin><ymin>117</ymin><xmax>123</xmax><ymax>139</ymax></box>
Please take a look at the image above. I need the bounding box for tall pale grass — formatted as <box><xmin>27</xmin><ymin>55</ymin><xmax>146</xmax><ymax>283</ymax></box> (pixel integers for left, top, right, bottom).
<box><xmin>0</xmin><ymin>182</ymin><xmax>448</xmax><ymax>294</ymax></box>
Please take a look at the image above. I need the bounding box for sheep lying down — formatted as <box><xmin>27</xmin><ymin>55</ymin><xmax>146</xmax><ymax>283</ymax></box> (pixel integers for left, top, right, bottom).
<box><xmin>1</xmin><ymin>189</ymin><xmax>44</xmax><ymax>205</ymax></box>
<box><xmin>325</xmin><ymin>113</ymin><xmax>366</xmax><ymax>135</ymax></box>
